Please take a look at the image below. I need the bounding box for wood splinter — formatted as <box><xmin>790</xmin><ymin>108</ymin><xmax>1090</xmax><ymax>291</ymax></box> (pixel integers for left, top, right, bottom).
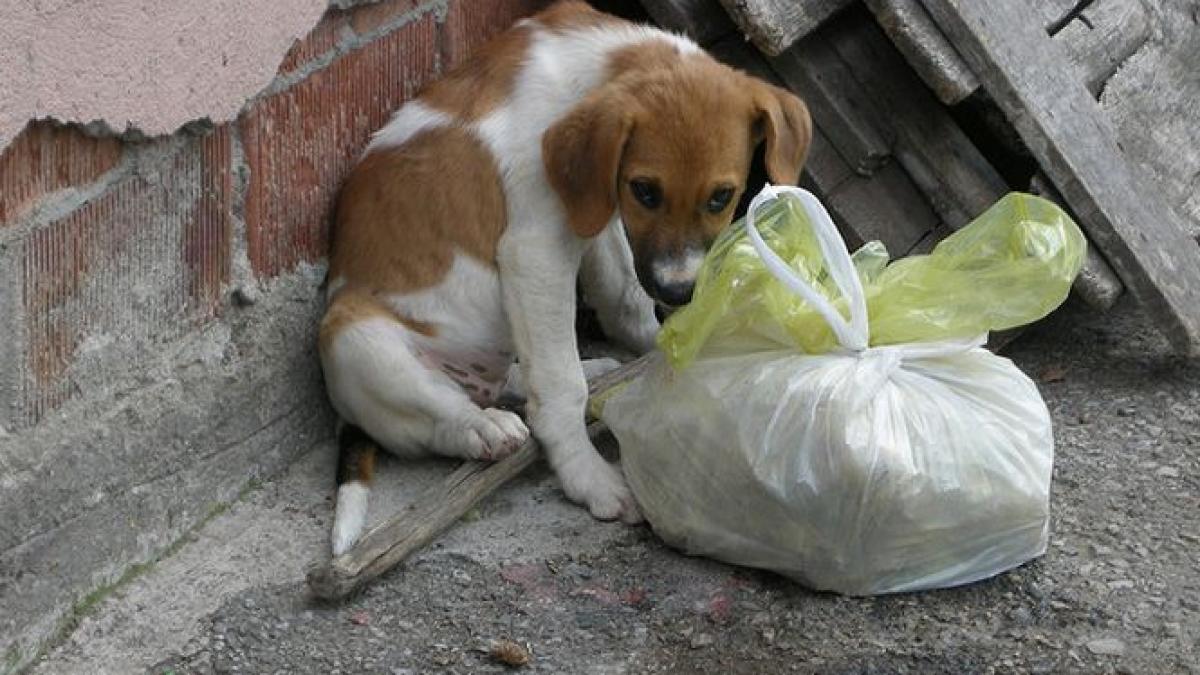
<box><xmin>306</xmin><ymin>354</ymin><xmax>652</xmax><ymax>601</ymax></box>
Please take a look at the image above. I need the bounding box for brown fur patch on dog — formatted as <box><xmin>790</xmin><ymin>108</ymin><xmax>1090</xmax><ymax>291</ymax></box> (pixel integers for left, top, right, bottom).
<box><xmin>329</xmin><ymin>125</ymin><xmax>507</xmax><ymax>295</ymax></box>
<box><xmin>536</xmin><ymin>0</ymin><xmax>623</xmax><ymax>32</ymax></box>
<box><xmin>421</xmin><ymin>24</ymin><xmax>532</xmax><ymax>121</ymax></box>
<box><xmin>319</xmin><ymin>289</ymin><xmax>436</xmax><ymax>359</ymax></box>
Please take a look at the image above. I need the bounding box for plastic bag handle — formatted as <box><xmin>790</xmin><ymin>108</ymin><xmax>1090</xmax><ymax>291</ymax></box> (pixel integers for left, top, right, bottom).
<box><xmin>743</xmin><ymin>185</ymin><xmax>870</xmax><ymax>351</ymax></box>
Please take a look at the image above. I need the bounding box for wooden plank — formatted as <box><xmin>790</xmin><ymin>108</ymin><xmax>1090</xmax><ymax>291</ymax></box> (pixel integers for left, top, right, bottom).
<box><xmin>1099</xmin><ymin>12</ymin><xmax>1200</xmax><ymax>239</ymax></box>
<box><xmin>826</xmin><ymin>11</ymin><xmax>1004</xmax><ymax>227</ymax></box>
<box><xmin>813</xmin><ymin>158</ymin><xmax>942</xmax><ymax>254</ymax></box>
<box><xmin>1055</xmin><ymin>0</ymin><xmax>1152</xmax><ymax>96</ymax></box>
<box><xmin>770</xmin><ymin>35</ymin><xmax>893</xmax><ymax>176</ymax></box>
<box><xmin>1036</xmin><ymin>0</ymin><xmax>1153</xmax><ymax>96</ymax></box>
<box><xmin>638</xmin><ymin>0</ymin><xmax>738</xmax><ymax>45</ymax></box>
<box><xmin>1030</xmin><ymin>171</ymin><xmax>1125</xmax><ymax>310</ymax></box>
<box><xmin>922</xmin><ymin>0</ymin><xmax>1200</xmax><ymax>355</ymax></box>
<box><xmin>862</xmin><ymin>0</ymin><xmax>978</xmax><ymax>105</ymax></box>
<box><xmin>718</xmin><ymin>0</ymin><xmax>853</xmax><ymax>55</ymax></box>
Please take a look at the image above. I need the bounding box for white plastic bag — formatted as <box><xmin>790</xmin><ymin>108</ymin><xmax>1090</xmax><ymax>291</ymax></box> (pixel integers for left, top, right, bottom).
<box><xmin>603</xmin><ymin>186</ymin><xmax>1061</xmax><ymax>595</ymax></box>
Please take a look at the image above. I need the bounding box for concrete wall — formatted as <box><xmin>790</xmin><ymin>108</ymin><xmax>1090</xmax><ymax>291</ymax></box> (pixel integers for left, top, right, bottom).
<box><xmin>0</xmin><ymin>0</ymin><xmax>551</xmax><ymax>671</ymax></box>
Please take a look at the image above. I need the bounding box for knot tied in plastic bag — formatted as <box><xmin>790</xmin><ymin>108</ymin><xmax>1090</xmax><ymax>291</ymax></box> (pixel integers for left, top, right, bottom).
<box><xmin>602</xmin><ymin>186</ymin><xmax>1085</xmax><ymax>595</ymax></box>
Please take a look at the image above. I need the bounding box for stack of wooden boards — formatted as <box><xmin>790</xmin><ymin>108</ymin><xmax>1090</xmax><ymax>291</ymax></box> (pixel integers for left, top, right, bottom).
<box><xmin>639</xmin><ymin>0</ymin><xmax>1200</xmax><ymax>356</ymax></box>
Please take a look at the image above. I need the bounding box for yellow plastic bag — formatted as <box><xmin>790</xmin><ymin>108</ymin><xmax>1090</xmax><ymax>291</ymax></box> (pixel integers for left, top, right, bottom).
<box><xmin>658</xmin><ymin>189</ymin><xmax>1086</xmax><ymax>368</ymax></box>
<box><xmin>602</xmin><ymin>186</ymin><xmax>1086</xmax><ymax>595</ymax></box>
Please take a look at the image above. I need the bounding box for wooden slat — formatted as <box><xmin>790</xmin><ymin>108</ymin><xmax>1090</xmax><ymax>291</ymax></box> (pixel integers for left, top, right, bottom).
<box><xmin>1099</xmin><ymin>13</ymin><xmax>1200</xmax><ymax>238</ymax></box>
<box><xmin>825</xmin><ymin>11</ymin><xmax>1002</xmax><ymax>227</ymax></box>
<box><xmin>922</xmin><ymin>0</ymin><xmax>1200</xmax><ymax>355</ymax></box>
<box><xmin>770</xmin><ymin>35</ymin><xmax>893</xmax><ymax>176</ymax></box>
<box><xmin>810</xmin><ymin>156</ymin><xmax>942</xmax><ymax>254</ymax></box>
<box><xmin>717</xmin><ymin>0</ymin><xmax>853</xmax><ymax>55</ymax></box>
<box><xmin>1053</xmin><ymin>0</ymin><xmax>1152</xmax><ymax>96</ymax></box>
<box><xmin>638</xmin><ymin>0</ymin><xmax>737</xmax><ymax>45</ymax></box>
<box><xmin>862</xmin><ymin>0</ymin><xmax>978</xmax><ymax>105</ymax></box>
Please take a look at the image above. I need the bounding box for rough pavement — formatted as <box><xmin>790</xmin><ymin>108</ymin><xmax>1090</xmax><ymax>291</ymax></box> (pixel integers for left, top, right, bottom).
<box><xmin>32</xmin><ymin>296</ymin><xmax>1200</xmax><ymax>674</ymax></box>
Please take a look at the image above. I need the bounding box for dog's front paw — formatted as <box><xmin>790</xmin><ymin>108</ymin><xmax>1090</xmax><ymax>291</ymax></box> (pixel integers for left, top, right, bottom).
<box><xmin>557</xmin><ymin>451</ymin><xmax>643</xmax><ymax>524</ymax></box>
<box><xmin>438</xmin><ymin>408</ymin><xmax>530</xmax><ymax>460</ymax></box>
<box><xmin>470</xmin><ymin>408</ymin><xmax>530</xmax><ymax>460</ymax></box>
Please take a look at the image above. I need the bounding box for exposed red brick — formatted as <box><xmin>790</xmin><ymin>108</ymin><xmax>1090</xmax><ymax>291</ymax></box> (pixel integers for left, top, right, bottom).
<box><xmin>18</xmin><ymin>128</ymin><xmax>231</xmax><ymax>426</ymax></box>
<box><xmin>0</xmin><ymin>122</ymin><xmax>123</xmax><ymax>227</ymax></box>
<box><xmin>183</xmin><ymin>127</ymin><xmax>234</xmax><ymax>314</ymax></box>
<box><xmin>241</xmin><ymin>13</ymin><xmax>438</xmax><ymax>278</ymax></box>
<box><xmin>441</xmin><ymin>0</ymin><xmax>554</xmax><ymax>70</ymax></box>
<box><xmin>348</xmin><ymin>0</ymin><xmax>424</xmax><ymax>36</ymax></box>
<box><xmin>278</xmin><ymin>10</ymin><xmax>350</xmax><ymax>76</ymax></box>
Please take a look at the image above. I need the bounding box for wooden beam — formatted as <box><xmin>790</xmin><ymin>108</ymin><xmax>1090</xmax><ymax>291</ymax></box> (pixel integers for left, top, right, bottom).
<box><xmin>862</xmin><ymin>0</ymin><xmax>978</xmax><ymax>105</ymax></box>
<box><xmin>638</xmin><ymin>0</ymin><xmax>738</xmax><ymax>45</ymax></box>
<box><xmin>718</xmin><ymin>0</ymin><xmax>853</xmax><ymax>55</ymax></box>
<box><xmin>922</xmin><ymin>0</ymin><xmax>1200</xmax><ymax>355</ymax></box>
<box><xmin>1054</xmin><ymin>0</ymin><xmax>1152</xmax><ymax>96</ymax></box>
<box><xmin>770</xmin><ymin>35</ymin><xmax>893</xmax><ymax>176</ymax></box>
<box><xmin>1034</xmin><ymin>0</ymin><xmax>1153</xmax><ymax>96</ymax></box>
<box><xmin>825</xmin><ymin>12</ymin><xmax>1003</xmax><ymax>227</ymax></box>
<box><xmin>809</xmin><ymin>157</ymin><xmax>942</xmax><ymax>255</ymax></box>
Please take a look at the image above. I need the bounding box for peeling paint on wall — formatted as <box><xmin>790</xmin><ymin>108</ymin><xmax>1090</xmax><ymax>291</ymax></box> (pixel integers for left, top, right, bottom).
<box><xmin>0</xmin><ymin>0</ymin><xmax>332</xmax><ymax>153</ymax></box>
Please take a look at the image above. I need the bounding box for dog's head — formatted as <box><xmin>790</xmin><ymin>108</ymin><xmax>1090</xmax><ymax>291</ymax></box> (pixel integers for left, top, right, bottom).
<box><xmin>543</xmin><ymin>56</ymin><xmax>811</xmax><ymax>308</ymax></box>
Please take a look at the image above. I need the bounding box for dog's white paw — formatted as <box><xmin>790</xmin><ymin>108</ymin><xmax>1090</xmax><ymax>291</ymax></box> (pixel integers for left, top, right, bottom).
<box><xmin>557</xmin><ymin>451</ymin><xmax>643</xmax><ymax>524</ymax></box>
<box><xmin>456</xmin><ymin>408</ymin><xmax>530</xmax><ymax>460</ymax></box>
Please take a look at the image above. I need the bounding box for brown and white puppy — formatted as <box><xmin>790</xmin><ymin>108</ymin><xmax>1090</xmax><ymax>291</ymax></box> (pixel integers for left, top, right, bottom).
<box><xmin>320</xmin><ymin>1</ymin><xmax>811</xmax><ymax>555</ymax></box>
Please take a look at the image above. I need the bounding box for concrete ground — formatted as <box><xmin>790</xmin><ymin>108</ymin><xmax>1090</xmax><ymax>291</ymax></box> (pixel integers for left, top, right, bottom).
<box><xmin>28</xmin><ymin>296</ymin><xmax>1200</xmax><ymax>675</ymax></box>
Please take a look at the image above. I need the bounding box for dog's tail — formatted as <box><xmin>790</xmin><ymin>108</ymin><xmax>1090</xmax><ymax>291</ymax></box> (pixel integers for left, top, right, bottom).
<box><xmin>331</xmin><ymin>423</ymin><xmax>377</xmax><ymax>556</ymax></box>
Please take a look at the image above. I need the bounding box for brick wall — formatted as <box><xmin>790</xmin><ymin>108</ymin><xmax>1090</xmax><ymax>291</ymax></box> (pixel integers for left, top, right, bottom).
<box><xmin>0</xmin><ymin>0</ymin><xmax>552</xmax><ymax>670</ymax></box>
<box><xmin>2</xmin><ymin>0</ymin><xmax>552</xmax><ymax>429</ymax></box>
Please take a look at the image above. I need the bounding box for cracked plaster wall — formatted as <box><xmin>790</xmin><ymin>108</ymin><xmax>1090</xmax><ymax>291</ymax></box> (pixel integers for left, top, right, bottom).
<box><xmin>0</xmin><ymin>0</ymin><xmax>350</xmax><ymax>152</ymax></box>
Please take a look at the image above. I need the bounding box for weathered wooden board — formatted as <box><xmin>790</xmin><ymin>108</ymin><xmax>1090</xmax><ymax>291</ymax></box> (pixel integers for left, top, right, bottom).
<box><xmin>809</xmin><ymin>156</ymin><xmax>942</xmax><ymax>254</ymax></box>
<box><xmin>1098</xmin><ymin>7</ymin><xmax>1200</xmax><ymax>240</ymax></box>
<box><xmin>770</xmin><ymin>35</ymin><xmax>893</xmax><ymax>176</ymax></box>
<box><xmin>638</xmin><ymin>0</ymin><xmax>737</xmax><ymax>45</ymax></box>
<box><xmin>718</xmin><ymin>0</ymin><xmax>854</xmax><ymax>55</ymax></box>
<box><xmin>922</xmin><ymin>0</ymin><xmax>1200</xmax><ymax>355</ymax></box>
<box><xmin>825</xmin><ymin>11</ymin><xmax>1003</xmax><ymax>227</ymax></box>
<box><xmin>862</xmin><ymin>0</ymin><xmax>978</xmax><ymax>105</ymax></box>
<box><xmin>1030</xmin><ymin>171</ymin><xmax>1125</xmax><ymax>310</ymax></box>
<box><xmin>1037</xmin><ymin>0</ymin><xmax>1153</xmax><ymax>96</ymax></box>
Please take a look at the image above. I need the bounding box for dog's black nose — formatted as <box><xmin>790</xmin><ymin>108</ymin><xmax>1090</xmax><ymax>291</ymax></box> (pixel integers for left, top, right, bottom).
<box><xmin>653</xmin><ymin>280</ymin><xmax>694</xmax><ymax>307</ymax></box>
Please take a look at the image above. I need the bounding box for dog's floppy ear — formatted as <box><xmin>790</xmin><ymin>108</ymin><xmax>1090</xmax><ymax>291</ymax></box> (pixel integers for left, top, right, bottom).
<box><xmin>543</xmin><ymin>93</ymin><xmax>634</xmax><ymax>238</ymax></box>
<box><xmin>751</xmin><ymin>81</ymin><xmax>812</xmax><ymax>185</ymax></box>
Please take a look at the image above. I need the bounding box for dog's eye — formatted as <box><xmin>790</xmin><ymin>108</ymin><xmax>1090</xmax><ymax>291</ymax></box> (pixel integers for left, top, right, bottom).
<box><xmin>706</xmin><ymin>187</ymin><xmax>735</xmax><ymax>214</ymax></box>
<box><xmin>630</xmin><ymin>180</ymin><xmax>662</xmax><ymax>209</ymax></box>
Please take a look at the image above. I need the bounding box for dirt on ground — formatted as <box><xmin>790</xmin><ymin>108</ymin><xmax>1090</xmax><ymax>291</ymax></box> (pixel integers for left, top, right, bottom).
<box><xmin>37</xmin><ymin>296</ymin><xmax>1200</xmax><ymax>675</ymax></box>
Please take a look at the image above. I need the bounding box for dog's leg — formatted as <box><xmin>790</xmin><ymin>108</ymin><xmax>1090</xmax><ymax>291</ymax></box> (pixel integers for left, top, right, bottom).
<box><xmin>324</xmin><ymin>316</ymin><xmax>529</xmax><ymax>461</ymax></box>
<box><xmin>579</xmin><ymin>222</ymin><xmax>660</xmax><ymax>354</ymax></box>
<box><xmin>322</xmin><ymin>299</ymin><xmax>530</xmax><ymax>554</ymax></box>
<box><xmin>501</xmin><ymin>357</ymin><xmax>622</xmax><ymax>401</ymax></box>
<box><xmin>498</xmin><ymin>229</ymin><xmax>641</xmax><ymax>524</ymax></box>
